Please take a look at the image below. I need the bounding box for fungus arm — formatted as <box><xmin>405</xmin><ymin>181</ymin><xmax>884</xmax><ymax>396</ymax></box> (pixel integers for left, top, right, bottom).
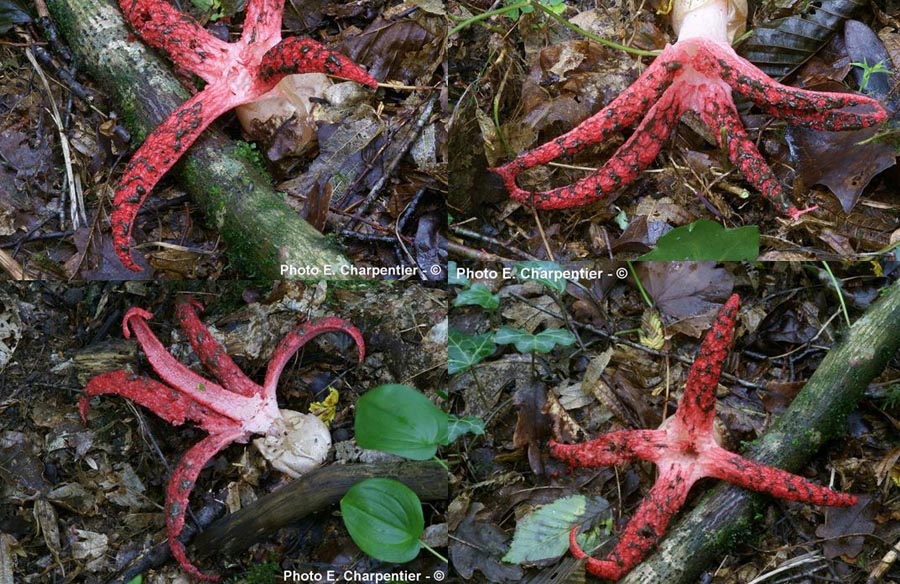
<box><xmin>262</xmin><ymin>317</ymin><xmax>365</xmax><ymax>396</ymax></box>
<box><xmin>258</xmin><ymin>37</ymin><xmax>379</xmax><ymax>88</ymax></box>
<box><xmin>118</xmin><ymin>0</ymin><xmax>229</xmax><ymax>83</ymax></box>
<box><xmin>175</xmin><ymin>298</ymin><xmax>261</xmax><ymax>398</ymax></box>
<box><xmin>572</xmin><ymin>463</ymin><xmax>698</xmax><ymax>580</ymax></box>
<box><xmin>705</xmin><ymin>448</ymin><xmax>857</xmax><ymax>507</ymax></box>
<box><xmin>165</xmin><ymin>429</ymin><xmax>247</xmax><ymax>582</ymax></box>
<box><xmin>549</xmin><ymin>429</ymin><xmax>667</xmax><ymax>468</ymax></box>
<box><xmin>111</xmin><ymin>83</ymin><xmax>243</xmax><ymax>271</ymax></box>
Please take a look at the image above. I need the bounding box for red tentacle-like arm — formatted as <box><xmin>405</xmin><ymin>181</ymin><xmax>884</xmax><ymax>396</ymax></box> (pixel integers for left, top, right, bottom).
<box><xmin>241</xmin><ymin>0</ymin><xmax>285</xmax><ymax>46</ymax></box>
<box><xmin>121</xmin><ymin>306</ymin><xmax>254</xmax><ymax>417</ymax></box>
<box><xmin>550</xmin><ymin>429</ymin><xmax>667</xmax><ymax>467</ymax></box>
<box><xmin>258</xmin><ymin>37</ymin><xmax>379</xmax><ymax>87</ymax></box>
<box><xmin>491</xmin><ymin>54</ymin><xmax>679</xmax><ymax>207</ymax></box>
<box><xmin>706</xmin><ymin>449</ymin><xmax>857</xmax><ymax>506</ymax></box>
<box><xmin>549</xmin><ymin>294</ymin><xmax>857</xmax><ymax>580</ymax></box>
<box><xmin>174</xmin><ymin>297</ymin><xmax>260</xmax><ymax>398</ymax></box>
<box><xmin>118</xmin><ymin>0</ymin><xmax>229</xmax><ymax>83</ymax></box>
<box><xmin>263</xmin><ymin>316</ymin><xmax>366</xmax><ymax>396</ymax></box>
<box><xmin>503</xmin><ymin>88</ymin><xmax>684</xmax><ymax>210</ymax></box>
<box><xmin>697</xmin><ymin>85</ymin><xmax>795</xmax><ymax>216</ymax></box>
<box><xmin>111</xmin><ymin>84</ymin><xmax>243</xmax><ymax>271</ymax></box>
<box><xmin>165</xmin><ymin>429</ymin><xmax>248</xmax><ymax>582</ymax></box>
<box><xmin>572</xmin><ymin>463</ymin><xmax>699</xmax><ymax>580</ymax></box>
<box><xmin>80</xmin><ymin>370</ymin><xmax>234</xmax><ymax>432</ymax></box>
<box><xmin>670</xmin><ymin>293</ymin><xmax>738</xmax><ymax>441</ymax></box>
<box><xmin>710</xmin><ymin>45</ymin><xmax>887</xmax><ymax>131</ymax></box>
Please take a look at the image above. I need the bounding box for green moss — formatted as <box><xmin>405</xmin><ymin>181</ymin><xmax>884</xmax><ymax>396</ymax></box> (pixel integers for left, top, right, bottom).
<box><xmin>233</xmin><ymin>141</ymin><xmax>268</xmax><ymax>174</ymax></box>
<box><xmin>224</xmin><ymin>559</ymin><xmax>280</xmax><ymax>584</ymax></box>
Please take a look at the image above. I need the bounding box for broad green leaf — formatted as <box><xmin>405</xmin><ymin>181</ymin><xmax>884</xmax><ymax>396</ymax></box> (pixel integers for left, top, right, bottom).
<box><xmin>503</xmin><ymin>495</ymin><xmax>611</xmax><ymax>564</ymax></box>
<box><xmin>515</xmin><ymin>261</ymin><xmax>566</xmax><ymax>293</ymax></box>
<box><xmin>447</xmin><ymin>415</ymin><xmax>486</xmax><ymax>443</ymax></box>
<box><xmin>449</xmin><ymin>330</ymin><xmax>496</xmax><ymax>374</ymax></box>
<box><xmin>341</xmin><ymin>478</ymin><xmax>424</xmax><ymax>563</ymax></box>
<box><xmin>355</xmin><ymin>385</ymin><xmax>448</xmax><ymax>460</ymax></box>
<box><xmin>453</xmin><ymin>283</ymin><xmax>500</xmax><ymax>310</ymax></box>
<box><xmin>494</xmin><ymin>327</ymin><xmax>576</xmax><ymax>354</ymax></box>
<box><xmin>638</xmin><ymin>219</ymin><xmax>759</xmax><ymax>261</ymax></box>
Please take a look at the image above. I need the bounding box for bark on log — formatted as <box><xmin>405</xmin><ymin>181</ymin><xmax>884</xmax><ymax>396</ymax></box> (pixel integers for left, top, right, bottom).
<box><xmin>44</xmin><ymin>0</ymin><xmax>353</xmax><ymax>278</ymax></box>
<box><xmin>619</xmin><ymin>280</ymin><xmax>900</xmax><ymax>584</ymax></box>
<box><xmin>193</xmin><ymin>461</ymin><xmax>448</xmax><ymax>558</ymax></box>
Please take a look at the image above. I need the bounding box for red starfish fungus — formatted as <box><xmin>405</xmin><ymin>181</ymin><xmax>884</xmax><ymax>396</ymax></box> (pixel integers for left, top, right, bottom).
<box><xmin>80</xmin><ymin>297</ymin><xmax>365</xmax><ymax>580</ymax></box>
<box><xmin>549</xmin><ymin>294</ymin><xmax>856</xmax><ymax>580</ymax></box>
<box><xmin>492</xmin><ymin>0</ymin><xmax>887</xmax><ymax>219</ymax></box>
<box><xmin>112</xmin><ymin>0</ymin><xmax>379</xmax><ymax>271</ymax></box>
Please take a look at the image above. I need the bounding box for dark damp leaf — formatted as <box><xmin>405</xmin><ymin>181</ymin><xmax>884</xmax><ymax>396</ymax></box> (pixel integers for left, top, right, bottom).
<box><xmin>789</xmin><ymin>124</ymin><xmax>897</xmax><ymax>213</ymax></box>
<box><xmin>738</xmin><ymin>0</ymin><xmax>866</xmax><ymax>80</ymax></box>
<box><xmin>0</xmin><ymin>0</ymin><xmax>33</xmax><ymax>34</ymax></box>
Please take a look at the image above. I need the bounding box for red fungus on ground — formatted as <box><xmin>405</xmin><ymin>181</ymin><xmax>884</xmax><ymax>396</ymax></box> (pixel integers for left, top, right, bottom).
<box><xmin>80</xmin><ymin>297</ymin><xmax>365</xmax><ymax>580</ymax></box>
<box><xmin>111</xmin><ymin>0</ymin><xmax>378</xmax><ymax>271</ymax></box>
<box><xmin>491</xmin><ymin>0</ymin><xmax>887</xmax><ymax>219</ymax></box>
<box><xmin>549</xmin><ymin>294</ymin><xmax>856</xmax><ymax>580</ymax></box>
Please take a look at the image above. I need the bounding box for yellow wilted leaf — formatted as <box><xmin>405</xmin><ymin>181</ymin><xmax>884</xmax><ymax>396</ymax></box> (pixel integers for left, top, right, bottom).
<box><xmin>309</xmin><ymin>388</ymin><xmax>339</xmax><ymax>426</ymax></box>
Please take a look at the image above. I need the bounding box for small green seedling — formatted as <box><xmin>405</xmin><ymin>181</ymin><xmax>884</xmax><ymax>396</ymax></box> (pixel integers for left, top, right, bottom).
<box><xmin>850</xmin><ymin>59</ymin><xmax>891</xmax><ymax>92</ymax></box>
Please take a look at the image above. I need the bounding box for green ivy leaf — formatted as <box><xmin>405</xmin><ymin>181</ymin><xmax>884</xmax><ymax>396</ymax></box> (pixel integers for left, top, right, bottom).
<box><xmin>454</xmin><ymin>283</ymin><xmax>500</xmax><ymax>310</ymax></box>
<box><xmin>448</xmin><ymin>260</ymin><xmax>470</xmax><ymax>287</ymax></box>
<box><xmin>355</xmin><ymin>385</ymin><xmax>448</xmax><ymax>460</ymax></box>
<box><xmin>503</xmin><ymin>495</ymin><xmax>611</xmax><ymax>564</ymax></box>
<box><xmin>515</xmin><ymin>261</ymin><xmax>566</xmax><ymax>293</ymax></box>
<box><xmin>341</xmin><ymin>478</ymin><xmax>424</xmax><ymax>563</ymax></box>
<box><xmin>447</xmin><ymin>415</ymin><xmax>486</xmax><ymax>443</ymax></box>
<box><xmin>449</xmin><ymin>330</ymin><xmax>496</xmax><ymax>374</ymax></box>
<box><xmin>494</xmin><ymin>327</ymin><xmax>576</xmax><ymax>354</ymax></box>
<box><xmin>638</xmin><ymin>219</ymin><xmax>759</xmax><ymax>261</ymax></box>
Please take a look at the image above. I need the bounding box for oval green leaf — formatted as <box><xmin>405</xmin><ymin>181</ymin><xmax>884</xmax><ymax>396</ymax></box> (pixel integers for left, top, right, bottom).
<box><xmin>341</xmin><ymin>478</ymin><xmax>424</xmax><ymax>563</ymax></box>
<box><xmin>355</xmin><ymin>384</ymin><xmax>448</xmax><ymax>460</ymax></box>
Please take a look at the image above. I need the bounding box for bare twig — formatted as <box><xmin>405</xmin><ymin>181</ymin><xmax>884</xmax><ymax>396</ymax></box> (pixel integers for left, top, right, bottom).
<box><xmin>25</xmin><ymin>47</ymin><xmax>86</xmax><ymax>229</ymax></box>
